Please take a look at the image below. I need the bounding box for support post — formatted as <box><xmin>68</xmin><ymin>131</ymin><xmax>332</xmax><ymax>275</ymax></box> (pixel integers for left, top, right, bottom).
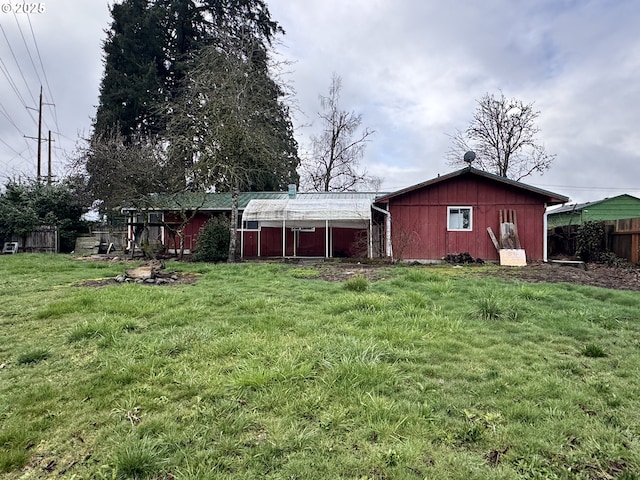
<box><xmin>543</xmin><ymin>203</ymin><xmax>549</xmax><ymax>262</ymax></box>
<box><xmin>282</xmin><ymin>220</ymin><xmax>286</xmax><ymax>257</ymax></box>
<box><xmin>37</xmin><ymin>87</ymin><xmax>42</xmax><ymax>182</ymax></box>
<box><xmin>325</xmin><ymin>220</ymin><xmax>329</xmax><ymax>258</ymax></box>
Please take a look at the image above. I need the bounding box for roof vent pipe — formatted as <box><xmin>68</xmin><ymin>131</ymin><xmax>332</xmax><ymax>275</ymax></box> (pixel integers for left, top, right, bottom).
<box><xmin>288</xmin><ymin>184</ymin><xmax>297</xmax><ymax>199</ymax></box>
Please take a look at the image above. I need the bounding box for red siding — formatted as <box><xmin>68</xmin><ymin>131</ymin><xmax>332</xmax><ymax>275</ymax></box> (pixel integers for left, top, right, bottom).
<box><xmin>162</xmin><ymin>215</ymin><xmax>366</xmax><ymax>259</ymax></box>
<box><xmin>387</xmin><ymin>175</ymin><xmax>547</xmax><ymax>261</ymax></box>
<box><xmin>241</xmin><ymin>226</ymin><xmax>366</xmax><ymax>258</ymax></box>
<box><xmin>165</xmin><ymin>212</ymin><xmax>214</xmax><ymax>252</ymax></box>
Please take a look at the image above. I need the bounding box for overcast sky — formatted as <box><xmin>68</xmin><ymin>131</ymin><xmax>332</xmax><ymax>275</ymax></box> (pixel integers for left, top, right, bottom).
<box><xmin>1</xmin><ymin>0</ymin><xmax>638</xmax><ymax>203</ymax></box>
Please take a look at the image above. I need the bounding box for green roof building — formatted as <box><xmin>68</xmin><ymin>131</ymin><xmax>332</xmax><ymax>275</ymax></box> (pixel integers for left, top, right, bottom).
<box><xmin>547</xmin><ymin>194</ymin><xmax>640</xmax><ymax>229</ymax></box>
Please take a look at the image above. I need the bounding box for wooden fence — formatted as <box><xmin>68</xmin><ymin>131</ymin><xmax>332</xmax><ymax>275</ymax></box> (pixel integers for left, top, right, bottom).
<box><xmin>8</xmin><ymin>226</ymin><xmax>59</xmax><ymax>253</ymax></box>
<box><xmin>611</xmin><ymin>218</ymin><xmax>640</xmax><ymax>264</ymax></box>
<box><xmin>548</xmin><ymin>217</ymin><xmax>640</xmax><ymax>263</ymax></box>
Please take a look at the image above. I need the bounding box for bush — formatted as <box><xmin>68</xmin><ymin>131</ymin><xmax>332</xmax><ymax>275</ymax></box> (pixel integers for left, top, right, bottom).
<box><xmin>575</xmin><ymin>221</ymin><xmax>605</xmax><ymax>262</ymax></box>
<box><xmin>598</xmin><ymin>251</ymin><xmax>629</xmax><ymax>267</ymax></box>
<box><xmin>192</xmin><ymin>216</ymin><xmax>230</xmax><ymax>262</ymax></box>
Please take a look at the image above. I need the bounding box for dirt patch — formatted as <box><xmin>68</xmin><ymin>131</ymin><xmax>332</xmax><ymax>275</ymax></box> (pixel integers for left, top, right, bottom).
<box><xmin>302</xmin><ymin>260</ymin><xmax>640</xmax><ymax>292</ymax></box>
<box><xmin>480</xmin><ymin>262</ymin><xmax>640</xmax><ymax>292</ymax></box>
<box><xmin>75</xmin><ymin>256</ymin><xmax>640</xmax><ymax>292</ymax></box>
<box><xmin>298</xmin><ymin>261</ymin><xmax>393</xmax><ymax>283</ymax></box>
<box><xmin>76</xmin><ymin>271</ymin><xmax>200</xmax><ymax>288</ymax></box>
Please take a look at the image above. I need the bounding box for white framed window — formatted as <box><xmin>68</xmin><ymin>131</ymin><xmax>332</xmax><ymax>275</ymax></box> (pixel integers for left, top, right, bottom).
<box><xmin>447</xmin><ymin>206</ymin><xmax>472</xmax><ymax>231</ymax></box>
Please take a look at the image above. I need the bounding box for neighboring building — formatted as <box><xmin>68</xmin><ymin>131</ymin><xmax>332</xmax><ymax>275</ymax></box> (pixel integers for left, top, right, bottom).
<box><xmin>547</xmin><ymin>194</ymin><xmax>640</xmax><ymax>263</ymax></box>
<box><xmin>375</xmin><ymin>167</ymin><xmax>568</xmax><ymax>262</ymax></box>
<box><xmin>547</xmin><ymin>194</ymin><xmax>640</xmax><ymax>228</ymax></box>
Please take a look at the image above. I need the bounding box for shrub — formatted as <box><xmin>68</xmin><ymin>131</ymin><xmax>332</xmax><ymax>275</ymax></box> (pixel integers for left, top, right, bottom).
<box><xmin>598</xmin><ymin>251</ymin><xmax>629</xmax><ymax>267</ymax></box>
<box><xmin>575</xmin><ymin>221</ymin><xmax>605</xmax><ymax>262</ymax></box>
<box><xmin>192</xmin><ymin>216</ymin><xmax>230</xmax><ymax>262</ymax></box>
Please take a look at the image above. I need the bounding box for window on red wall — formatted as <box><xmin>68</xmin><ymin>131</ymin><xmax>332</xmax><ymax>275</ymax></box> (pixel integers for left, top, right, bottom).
<box><xmin>447</xmin><ymin>207</ymin><xmax>472</xmax><ymax>231</ymax></box>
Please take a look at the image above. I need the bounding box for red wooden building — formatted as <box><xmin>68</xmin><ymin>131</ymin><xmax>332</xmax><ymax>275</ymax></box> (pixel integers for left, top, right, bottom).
<box><xmin>123</xmin><ymin>168</ymin><xmax>568</xmax><ymax>262</ymax></box>
<box><xmin>124</xmin><ymin>191</ymin><xmax>386</xmax><ymax>259</ymax></box>
<box><xmin>375</xmin><ymin>167</ymin><xmax>568</xmax><ymax>262</ymax></box>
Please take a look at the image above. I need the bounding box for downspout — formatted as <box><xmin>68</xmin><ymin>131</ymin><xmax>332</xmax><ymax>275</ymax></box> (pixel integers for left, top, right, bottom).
<box><xmin>160</xmin><ymin>212</ymin><xmax>165</xmax><ymax>250</ymax></box>
<box><xmin>372</xmin><ymin>204</ymin><xmax>392</xmax><ymax>259</ymax></box>
<box><xmin>325</xmin><ymin>220</ymin><xmax>329</xmax><ymax>258</ymax></box>
<box><xmin>368</xmin><ymin>217</ymin><xmax>373</xmax><ymax>259</ymax></box>
<box><xmin>543</xmin><ymin>203</ymin><xmax>549</xmax><ymax>262</ymax></box>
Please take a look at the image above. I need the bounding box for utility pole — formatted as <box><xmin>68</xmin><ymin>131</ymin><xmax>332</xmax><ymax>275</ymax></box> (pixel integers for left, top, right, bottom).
<box><xmin>25</xmin><ymin>86</ymin><xmax>55</xmax><ymax>183</ymax></box>
<box><xmin>37</xmin><ymin>86</ymin><xmax>43</xmax><ymax>181</ymax></box>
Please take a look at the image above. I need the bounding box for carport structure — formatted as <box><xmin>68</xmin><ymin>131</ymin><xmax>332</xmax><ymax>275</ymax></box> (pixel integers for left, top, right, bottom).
<box><xmin>240</xmin><ymin>192</ymin><xmax>388</xmax><ymax>259</ymax></box>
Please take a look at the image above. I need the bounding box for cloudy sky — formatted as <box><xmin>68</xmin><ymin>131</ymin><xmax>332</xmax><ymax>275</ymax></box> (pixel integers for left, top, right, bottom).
<box><xmin>1</xmin><ymin>0</ymin><xmax>638</xmax><ymax>203</ymax></box>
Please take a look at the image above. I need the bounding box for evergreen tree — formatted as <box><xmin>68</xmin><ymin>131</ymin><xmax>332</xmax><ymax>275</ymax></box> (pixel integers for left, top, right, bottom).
<box><xmin>94</xmin><ymin>0</ymin><xmax>167</xmax><ymax>138</ymax></box>
<box><xmin>93</xmin><ymin>0</ymin><xmax>284</xmax><ymax>141</ymax></box>
<box><xmin>88</xmin><ymin>0</ymin><xmax>299</xmax><ymax>219</ymax></box>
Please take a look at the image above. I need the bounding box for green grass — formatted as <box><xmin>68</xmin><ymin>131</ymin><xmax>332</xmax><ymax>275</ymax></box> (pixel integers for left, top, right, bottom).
<box><xmin>1</xmin><ymin>254</ymin><xmax>640</xmax><ymax>479</ymax></box>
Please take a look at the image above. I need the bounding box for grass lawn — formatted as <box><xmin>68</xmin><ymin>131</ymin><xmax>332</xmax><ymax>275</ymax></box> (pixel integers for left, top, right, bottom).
<box><xmin>1</xmin><ymin>254</ymin><xmax>639</xmax><ymax>479</ymax></box>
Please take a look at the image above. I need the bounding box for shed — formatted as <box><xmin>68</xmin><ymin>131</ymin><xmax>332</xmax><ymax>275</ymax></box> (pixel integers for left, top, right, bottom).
<box><xmin>123</xmin><ymin>192</ymin><xmax>288</xmax><ymax>255</ymax></box>
<box><xmin>122</xmin><ymin>191</ymin><xmax>389</xmax><ymax>259</ymax></box>
<box><xmin>375</xmin><ymin>167</ymin><xmax>568</xmax><ymax>262</ymax></box>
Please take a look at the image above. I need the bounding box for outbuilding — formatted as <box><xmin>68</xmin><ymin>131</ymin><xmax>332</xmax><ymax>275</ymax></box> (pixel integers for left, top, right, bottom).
<box><xmin>123</xmin><ymin>191</ymin><xmax>389</xmax><ymax>259</ymax></box>
<box><xmin>375</xmin><ymin>167</ymin><xmax>569</xmax><ymax>262</ymax></box>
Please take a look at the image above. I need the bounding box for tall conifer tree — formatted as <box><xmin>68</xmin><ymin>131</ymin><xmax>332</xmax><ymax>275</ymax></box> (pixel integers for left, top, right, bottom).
<box><xmin>87</xmin><ymin>0</ymin><xmax>300</xmax><ymax>219</ymax></box>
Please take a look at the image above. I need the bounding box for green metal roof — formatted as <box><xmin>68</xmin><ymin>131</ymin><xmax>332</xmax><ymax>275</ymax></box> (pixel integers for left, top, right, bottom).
<box><xmin>547</xmin><ymin>194</ymin><xmax>640</xmax><ymax>228</ymax></box>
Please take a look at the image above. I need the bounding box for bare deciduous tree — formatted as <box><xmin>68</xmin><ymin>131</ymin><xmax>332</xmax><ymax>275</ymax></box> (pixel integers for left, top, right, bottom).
<box><xmin>75</xmin><ymin>131</ymin><xmax>204</xmax><ymax>259</ymax></box>
<box><xmin>78</xmin><ymin>131</ymin><xmax>170</xmax><ymax>213</ymax></box>
<box><xmin>447</xmin><ymin>92</ymin><xmax>555</xmax><ymax>181</ymax></box>
<box><xmin>167</xmin><ymin>34</ymin><xmax>299</xmax><ymax>261</ymax></box>
<box><xmin>301</xmin><ymin>74</ymin><xmax>379</xmax><ymax>191</ymax></box>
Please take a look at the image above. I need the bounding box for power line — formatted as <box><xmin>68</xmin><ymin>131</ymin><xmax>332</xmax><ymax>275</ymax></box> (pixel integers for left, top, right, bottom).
<box><xmin>0</xmin><ymin>101</ymin><xmax>25</xmax><ymax>133</ymax></box>
<box><xmin>0</xmin><ymin>24</ymin><xmax>39</xmax><ymax>128</ymax></box>
<box><xmin>533</xmin><ymin>183</ymin><xmax>639</xmax><ymax>192</ymax></box>
<box><xmin>0</xmin><ymin>23</ymin><xmax>37</xmax><ymax>107</ymax></box>
<box><xmin>0</xmin><ymin>136</ymin><xmax>23</xmax><ymax>156</ymax></box>
<box><xmin>12</xmin><ymin>11</ymin><xmax>43</xmax><ymax>92</ymax></box>
<box><xmin>0</xmin><ymin>56</ymin><xmax>27</xmax><ymax>107</ymax></box>
<box><xmin>26</xmin><ymin>13</ymin><xmax>60</xmax><ymax>135</ymax></box>
<box><xmin>0</xmin><ymin>12</ymin><xmax>65</xmax><ymax>182</ymax></box>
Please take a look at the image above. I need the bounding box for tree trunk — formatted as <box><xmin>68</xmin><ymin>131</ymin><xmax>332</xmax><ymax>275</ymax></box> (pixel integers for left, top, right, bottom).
<box><xmin>228</xmin><ymin>182</ymin><xmax>239</xmax><ymax>262</ymax></box>
<box><xmin>177</xmin><ymin>228</ymin><xmax>185</xmax><ymax>260</ymax></box>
